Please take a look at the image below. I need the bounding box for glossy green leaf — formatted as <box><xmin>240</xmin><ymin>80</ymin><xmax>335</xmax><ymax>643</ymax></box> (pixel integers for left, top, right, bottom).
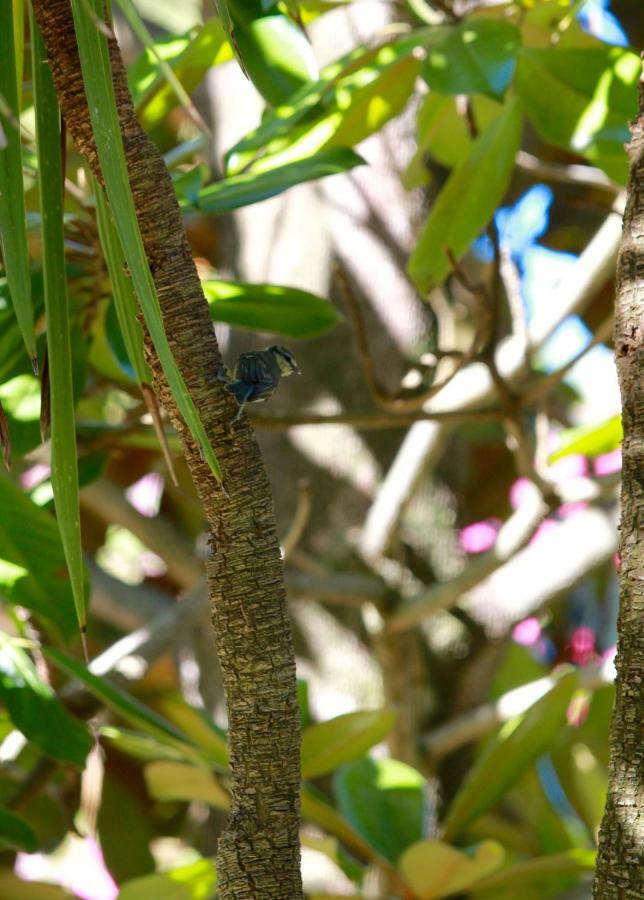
<box><xmin>469</xmin><ymin>849</ymin><xmax>596</xmax><ymax>894</ymax></box>
<box><xmin>402</xmin><ymin>93</ymin><xmax>502</xmax><ymax>187</ymax></box>
<box><xmin>225</xmin><ymin>35</ymin><xmax>422</xmax><ymax>175</ymax></box>
<box><xmin>95</xmin><ymin>186</ymin><xmax>150</xmax><ymax>385</ymax></box>
<box><xmin>100</xmin><ymin>725</ymin><xmax>201</xmax><ymax>764</ymax></box>
<box><xmin>400</xmin><ymin>839</ymin><xmax>505</xmax><ymax>899</ymax></box>
<box><xmin>0</xmin><ymin>474</ymin><xmax>77</xmax><ymax>637</ymax></box>
<box><xmin>515</xmin><ymin>45</ymin><xmax>640</xmax><ymax>183</ymax></box>
<box><xmin>0</xmin><ymin>634</ymin><xmax>92</xmax><ymax>766</ymax></box>
<box><xmin>198</xmin><ymin>147</ymin><xmax>365</xmax><ymax>213</ymax></box>
<box><xmin>333</xmin><ymin>758</ymin><xmax>426</xmax><ymax>864</ymax></box>
<box><xmin>0</xmin><ymin>807</ymin><xmax>38</xmax><ymax>852</ymax></box>
<box><xmin>408</xmin><ymin>96</ymin><xmax>521</xmax><ymax>293</ymax></box>
<box><xmin>129</xmin><ymin>18</ymin><xmax>231</xmax><ymax>130</ymax></box>
<box><xmin>119</xmin><ymin>858</ymin><xmax>216</xmax><ymax>900</ymax></box>
<box><xmin>44</xmin><ymin>647</ymin><xmax>194</xmax><ymax>750</ymax></box>
<box><xmin>423</xmin><ymin>19</ymin><xmax>520</xmax><ymax>100</ymax></box>
<box><xmin>31</xmin><ymin>13</ymin><xmax>87</xmax><ymax>638</ymax></box>
<box><xmin>443</xmin><ymin>670</ymin><xmax>579</xmax><ymax>841</ymax></box>
<box><xmin>0</xmin><ymin>375</ymin><xmax>41</xmax><ymax>458</ymax></box>
<box><xmin>301</xmin><ymin>709</ymin><xmax>396</xmax><ymax>778</ymax></box>
<box><xmin>224</xmin><ymin>0</ymin><xmax>318</xmax><ymax>106</ymax></box>
<box><xmin>144</xmin><ymin>761</ymin><xmax>230</xmax><ymax>809</ymax></box>
<box><xmin>548</xmin><ymin>415</ymin><xmax>622</xmax><ymax>463</ymax></box>
<box><xmin>0</xmin><ymin>1</ymin><xmax>36</xmax><ymax>367</ymax></box>
<box><xmin>70</xmin><ymin>0</ymin><xmax>221</xmax><ymax>481</ymax></box>
<box><xmin>203</xmin><ymin>279</ymin><xmax>340</xmax><ymax>338</ymax></box>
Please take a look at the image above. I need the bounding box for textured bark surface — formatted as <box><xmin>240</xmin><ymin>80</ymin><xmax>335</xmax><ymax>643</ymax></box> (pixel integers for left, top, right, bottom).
<box><xmin>593</xmin><ymin>75</ymin><xmax>644</xmax><ymax>899</ymax></box>
<box><xmin>31</xmin><ymin>3</ymin><xmax>303</xmax><ymax>896</ymax></box>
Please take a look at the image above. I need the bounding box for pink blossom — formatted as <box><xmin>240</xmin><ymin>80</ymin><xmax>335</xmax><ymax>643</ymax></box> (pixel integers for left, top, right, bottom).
<box><xmin>459</xmin><ymin>519</ymin><xmax>501</xmax><ymax>554</ymax></box>
<box><xmin>594</xmin><ymin>448</ymin><xmax>621</xmax><ymax>476</ymax></box>
<box><xmin>559</xmin><ymin>501</ymin><xmax>588</xmax><ymax>519</ymax></box>
<box><xmin>568</xmin><ymin>626</ymin><xmax>596</xmax><ymax>666</ymax></box>
<box><xmin>15</xmin><ymin>836</ymin><xmax>117</xmax><ymax>900</ymax></box>
<box><xmin>20</xmin><ymin>463</ymin><xmax>50</xmax><ymax>490</ymax></box>
<box><xmin>512</xmin><ymin>617</ymin><xmax>542</xmax><ymax>647</ymax></box>
<box><xmin>126</xmin><ymin>472</ymin><xmax>164</xmax><ymax>518</ymax></box>
<box><xmin>510</xmin><ymin>477</ymin><xmax>532</xmax><ymax>510</ymax></box>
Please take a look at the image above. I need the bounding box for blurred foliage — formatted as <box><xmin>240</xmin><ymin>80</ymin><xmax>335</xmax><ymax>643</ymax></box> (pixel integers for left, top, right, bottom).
<box><xmin>0</xmin><ymin>0</ymin><xmax>635</xmax><ymax>896</ymax></box>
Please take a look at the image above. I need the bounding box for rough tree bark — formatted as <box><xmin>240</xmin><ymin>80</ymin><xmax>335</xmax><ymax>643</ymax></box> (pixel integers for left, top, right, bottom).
<box><xmin>593</xmin><ymin>70</ymin><xmax>644</xmax><ymax>899</ymax></box>
<box><xmin>31</xmin><ymin>2</ymin><xmax>303</xmax><ymax>896</ymax></box>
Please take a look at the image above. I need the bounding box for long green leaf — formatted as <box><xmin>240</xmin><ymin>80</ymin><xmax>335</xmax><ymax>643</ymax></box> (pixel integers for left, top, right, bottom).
<box><xmin>0</xmin><ymin>473</ymin><xmax>77</xmax><ymax>638</ymax></box>
<box><xmin>45</xmin><ymin>647</ymin><xmax>196</xmax><ymax>749</ymax></box>
<box><xmin>70</xmin><ymin>0</ymin><xmax>221</xmax><ymax>481</ymax></box>
<box><xmin>0</xmin><ymin>633</ymin><xmax>92</xmax><ymax>767</ymax></box>
<box><xmin>301</xmin><ymin>709</ymin><xmax>396</xmax><ymax>779</ymax></box>
<box><xmin>0</xmin><ymin>1</ymin><xmax>36</xmax><ymax>367</ymax></box>
<box><xmin>94</xmin><ymin>185</ymin><xmax>150</xmax><ymax>384</ymax></box>
<box><xmin>408</xmin><ymin>96</ymin><xmax>522</xmax><ymax>293</ymax></box>
<box><xmin>202</xmin><ymin>278</ymin><xmax>341</xmax><ymax>337</ymax></box>
<box><xmin>114</xmin><ymin>0</ymin><xmax>209</xmax><ymax>134</ymax></box>
<box><xmin>197</xmin><ymin>148</ymin><xmax>365</xmax><ymax>213</ymax></box>
<box><xmin>119</xmin><ymin>858</ymin><xmax>217</xmax><ymax>900</ymax></box>
<box><xmin>442</xmin><ymin>670</ymin><xmax>579</xmax><ymax>841</ymax></box>
<box><xmin>31</xmin><ymin>13</ymin><xmax>87</xmax><ymax>640</ymax></box>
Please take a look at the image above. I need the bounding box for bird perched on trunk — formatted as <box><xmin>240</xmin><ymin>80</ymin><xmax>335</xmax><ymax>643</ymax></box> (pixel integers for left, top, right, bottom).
<box><xmin>214</xmin><ymin>345</ymin><xmax>301</xmax><ymax>422</ymax></box>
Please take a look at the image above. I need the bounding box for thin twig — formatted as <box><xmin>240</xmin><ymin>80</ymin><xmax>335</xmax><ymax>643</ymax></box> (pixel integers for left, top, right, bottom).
<box><xmin>281</xmin><ymin>478</ymin><xmax>312</xmax><ymax>561</ymax></box>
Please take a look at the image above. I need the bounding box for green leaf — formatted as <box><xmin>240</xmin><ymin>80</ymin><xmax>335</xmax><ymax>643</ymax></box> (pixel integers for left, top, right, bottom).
<box><xmin>0</xmin><ymin>634</ymin><xmax>92</xmax><ymax>767</ymax></box>
<box><xmin>224</xmin><ymin>0</ymin><xmax>318</xmax><ymax>107</ymax></box>
<box><xmin>31</xmin><ymin>13</ymin><xmax>87</xmax><ymax>638</ymax></box>
<box><xmin>442</xmin><ymin>670</ymin><xmax>579</xmax><ymax>841</ymax></box>
<box><xmin>44</xmin><ymin>647</ymin><xmax>195</xmax><ymax>750</ymax></box>
<box><xmin>203</xmin><ymin>279</ymin><xmax>340</xmax><ymax>338</ymax></box>
<box><xmin>0</xmin><ymin>375</ymin><xmax>41</xmax><ymax>458</ymax></box>
<box><xmin>70</xmin><ymin>0</ymin><xmax>221</xmax><ymax>481</ymax></box>
<box><xmin>100</xmin><ymin>725</ymin><xmax>201</xmax><ymax>764</ymax></box>
<box><xmin>301</xmin><ymin>709</ymin><xmax>396</xmax><ymax>778</ymax></box>
<box><xmin>0</xmin><ymin>474</ymin><xmax>77</xmax><ymax>638</ymax></box>
<box><xmin>399</xmin><ymin>839</ymin><xmax>505</xmax><ymax>899</ymax></box>
<box><xmin>423</xmin><ymin>19</ymin><xmax>520</xmax><ymax>100</ymax></box>
<box><xmin>548</xmin><ymin>415</ymin><xmax>622</xmax><ymax>463</ymax></box>
<box><xmin>408</xmin><ymin>96</ymin><xmax>521</xmax><ymax>293</ymax></box>
<box><xmin>515</xmin><ymin>45</ymin><xmax>640</xmax><ymax>183</ymax></box>
<box><xmin>95</xmin><ymin>186</ymin><xmax>150</xmax><ymax>385</ymax></box>
<box><xmin>0</xmin><ymin>1</ymin><xmax>36</xmax><ymax>367</ymax></box>
<box><xmin>119</xmin><ymin>858</ymin><xmax>216</xmax><ymax>900</ymax></box>
<box><xmin>225</xmin><ymin>35</ymin><xmax>422</xmax><ymax>175</ymax></box>
<box><xmin>333</xmin><ymin>758</ymin><xmax>426</xmax><ymax>864</ymax></box>
<box><xmin>129</xmin><ymin>18</ymin><xmax>231</xmax><ymax>130</ymax></box>
<box><xmin>0</xmin><ymin>806</ymin><xmax>38</xmax><ymax>852</ymax></box>
<box><xmin>198</xmin><ymin>148</ymin><xmax>365</xmax><ymax>213</ymax></box>
<box><xmin>469</xmin><ymin>849</ymin><xmax>596</xmax><ymax>894</ymax></box>
<box><xmin>144</xmin><ymin>761</ymin><xmax>230</xmax><ymax>809</ymax></box>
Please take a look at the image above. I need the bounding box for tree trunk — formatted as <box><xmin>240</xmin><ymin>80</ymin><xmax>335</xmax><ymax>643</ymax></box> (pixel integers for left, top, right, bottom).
<box><xmin>31</xmin><ymin>3</ymin><xmax>303</xmax><ymax>896</ymax></box>
<box><xmin>593</xmin><ymin>72</ymin><xmax>644</xmax><ymax>899</ymax></box>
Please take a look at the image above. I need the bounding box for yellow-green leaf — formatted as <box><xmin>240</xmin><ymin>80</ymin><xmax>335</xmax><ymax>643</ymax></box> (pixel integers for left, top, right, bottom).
<box><xmin>399</xmin><ymin>839</ymin><xmax>505</xmax><ymax>899</ymax></box>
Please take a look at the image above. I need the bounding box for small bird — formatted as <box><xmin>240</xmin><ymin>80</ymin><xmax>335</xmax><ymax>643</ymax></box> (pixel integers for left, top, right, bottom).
<box><xmin>214</xmin><ymin>345</ymin><xmax>301</xmax><ymax>423</ymax></box>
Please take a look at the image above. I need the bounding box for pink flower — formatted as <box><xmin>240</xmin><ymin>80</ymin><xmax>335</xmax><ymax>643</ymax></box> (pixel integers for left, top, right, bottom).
<box><xmin>126</xmin><ymin>472</ymin><xmax>164</xmax><ymax>518</ymax></box>
<box><xmin>510</xmin><ymin>478</ymin><xmax>532</xmax><ymax>510</ymax></box>
<box><xmin>459</xmin><ymin>519</ymin><xmax>501</xmax><ymax>554</ymax></box>
<box><xmin>512</xmin><ymin>617</ymin><xmax>542</xmax><ymax>647</ymax></box>
<box><xmin>568</xmin><ymin>626</ymin><xmax>596</xmax><ymax>666</ymax></box>
<box><xmin>594</xmin><ymin>448</ymin><xmax>621</xmax><ymax>476</ymax></box>
<box><xmin>15</xmin><ymin>836</ymin><xmax>117</xmax><ymax>900</ymax></box>
<box><xmin>20</xmin><ymin>463</ymin><xmax>50</xmax><ymax>490</ymax></box>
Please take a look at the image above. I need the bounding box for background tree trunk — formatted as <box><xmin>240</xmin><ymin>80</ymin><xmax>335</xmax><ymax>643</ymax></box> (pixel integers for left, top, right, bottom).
<box><xmin>31</xmin><ymin>2</ymin><xmax>303</xmax><ymax>896</ymax></box>
<box><xmin>593</xmin><ymin>71</ymin><xmax>644</xmax><ymax>900</ymax></box>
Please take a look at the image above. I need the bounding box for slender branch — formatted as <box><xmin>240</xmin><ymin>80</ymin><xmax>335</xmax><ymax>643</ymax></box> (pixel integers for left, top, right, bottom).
<box><xmin>281</xmin><ymin>478</ymin><xmax>312</xmax><ymax>561</ymax></box>
<box><xmin>32</xmin><ymin>4</ymin><xmax>303</xmax><ymax>894</ymax></box>
<box><xmin>515</xmin><ymin>150</ymin><xmax>622</xmax><ymax>193</ymax></box>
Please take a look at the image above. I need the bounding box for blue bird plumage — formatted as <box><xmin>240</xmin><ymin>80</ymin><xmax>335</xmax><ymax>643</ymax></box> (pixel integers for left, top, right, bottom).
<box><xmin>214</xmin><ymin>345</ymin><xmax>300</xmax><ymax>423</ymax></box>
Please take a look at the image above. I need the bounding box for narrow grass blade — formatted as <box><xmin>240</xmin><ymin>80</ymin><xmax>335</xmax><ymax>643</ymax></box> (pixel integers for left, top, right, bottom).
<box><xmin>0</xmin><ymin>1</ymin><xmax>36</xmax><ymax>368</ymax></box>
<box><xmin>12</xmin><ymin>0</ymin><xmax>24</xmax><ymax>106</ymax></box>
<box><xmin>114</xmin><ymin>0</ymin><xmax>210</xmax><ymax>135</ymax></box>
<box><xmin>70</xmin><ymin>0</ymin><xmax>222</xmax><ymax>481</ymax></box>
<box><xmin>94</xmin><ymin>185</ymin><xmax>149</xmax><ymax>384</ymax></box>
<box><xmin>31</xmin><ymin>12</ymin><xmax>88</xmax><ymax>648</ymax></box>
